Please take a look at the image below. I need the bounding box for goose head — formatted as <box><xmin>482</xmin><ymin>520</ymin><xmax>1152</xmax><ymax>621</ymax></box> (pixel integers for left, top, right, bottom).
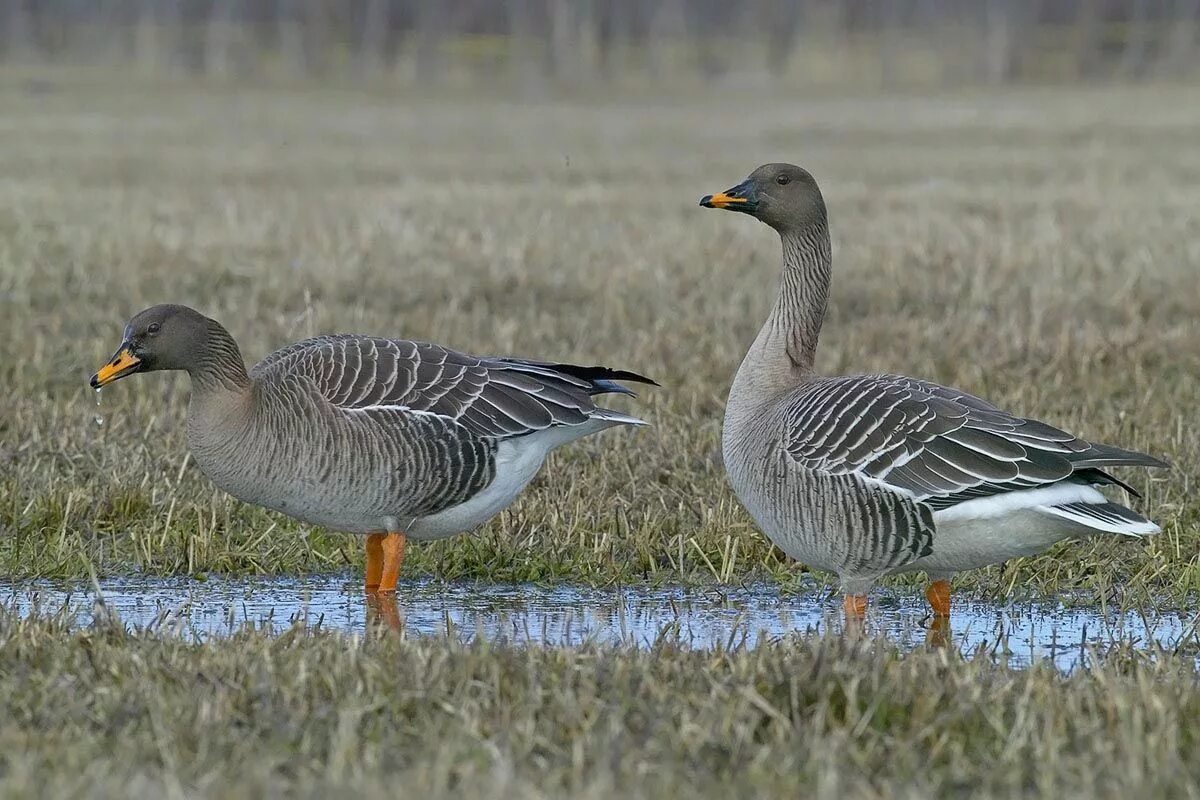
<box><xmin>90</xmin><ymin>304</ymin><xmax>216</xmax><ymax>388</ymax></box>
<box><xmin>700</xmin><ymin>162</ymin><xmax>827</xmax><ymax>235</ymax></box>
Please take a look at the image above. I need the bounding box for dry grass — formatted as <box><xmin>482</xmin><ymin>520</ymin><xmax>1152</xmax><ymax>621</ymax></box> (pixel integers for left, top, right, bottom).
<box><xmin>0</xmin><ymin>610</ymin><xmax>1197</xmax><ymax>799</ymax></box>
<box><xmin>0</xmin><ymin>72</ymin><xmax>1197</xmax><ymax>601</ymax></box>
<box><xmin>1</xmin><ymin>71</ymin><xmax>1199</xmax><ymax>800</ymax></box>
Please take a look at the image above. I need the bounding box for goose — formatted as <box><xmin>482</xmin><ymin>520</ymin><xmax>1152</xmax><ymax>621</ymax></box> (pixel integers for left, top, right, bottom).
<box><xmin>700</xmin><ymin>163</ymin><xmax>1167</xmax><ymax>622</ymax></box>
<box><xmin>90</xmin><ymin>304</ymin><xmax>654</xmax><ymax>593</ymax></box>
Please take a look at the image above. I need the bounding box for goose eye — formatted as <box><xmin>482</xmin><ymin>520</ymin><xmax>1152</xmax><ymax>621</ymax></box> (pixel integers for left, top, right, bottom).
<box><xmin>776</xmin><ymin>174</ymin><xmax>791</xmax><ymax>186</ymax></box>
<box><xmin>147</xmin><ymin>322</ymin><xmax>161</xmax><ymax>335</ymax></box>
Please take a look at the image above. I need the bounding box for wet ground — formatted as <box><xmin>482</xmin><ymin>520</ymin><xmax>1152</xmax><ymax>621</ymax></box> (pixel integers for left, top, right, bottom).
<box><xmin>3</xmin><ymin>575</ymin><xmax>1196</xmax><ymax>671</ymax></box>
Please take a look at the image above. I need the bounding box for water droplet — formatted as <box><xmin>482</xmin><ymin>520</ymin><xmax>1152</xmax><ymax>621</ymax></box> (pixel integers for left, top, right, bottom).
<box><xmin>93</xmin><ymin>387</ymin><xmax>104</xmax><ymax>428</ymax></box>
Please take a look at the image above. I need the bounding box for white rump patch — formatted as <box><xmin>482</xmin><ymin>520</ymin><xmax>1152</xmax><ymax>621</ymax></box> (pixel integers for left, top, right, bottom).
<box><xmin>933</xmin><ymin>483</ymin><xmax>1107</xmax><ymax>523</ymax></box>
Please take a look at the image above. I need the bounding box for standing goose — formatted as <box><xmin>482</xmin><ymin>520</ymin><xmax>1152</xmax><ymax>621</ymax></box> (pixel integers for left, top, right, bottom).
<box><xmin>701</xmin><ymin>163</ymin><xmax>1167</xmax><ymax>622</ymax></box>
<box><xmin>91</xmin><ymin>304</ymin><xmax>654</xmax><ymax>593</ymax></box>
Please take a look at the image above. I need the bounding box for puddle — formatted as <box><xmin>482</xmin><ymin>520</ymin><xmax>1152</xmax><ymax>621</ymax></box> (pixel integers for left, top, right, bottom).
<box><xmin>2</xmin><ymin>575</ymin><xmax>1196</xmax><ymax>672</ymax></box>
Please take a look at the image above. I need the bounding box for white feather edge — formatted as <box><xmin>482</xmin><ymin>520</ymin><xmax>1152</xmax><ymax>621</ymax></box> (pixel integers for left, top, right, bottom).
<box><xmin>931</xmin><ymin>482</ymin><xmax>1159</xmax><ymax>535</ymax></box>
<box><xmin>342</xmin><ymin>403</ymin><xmax>449</xmax><ymax>418</ymax></box>
<box><xmin>1035</xmin><ymin>503</ymin><xmax>1160</xmax><ymax>537</ymax></box>
<box><xmin>340</xmin><ymin>402</ymin><xmax>646</xmax><ymax>428</ymax></box>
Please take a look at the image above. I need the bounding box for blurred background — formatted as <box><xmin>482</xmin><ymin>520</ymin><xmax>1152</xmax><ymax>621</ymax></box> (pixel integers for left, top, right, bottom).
<box><xmin>2</xmin><ymin>0</ymin><xmax>1199</xmax><ymax>90</ymax></box>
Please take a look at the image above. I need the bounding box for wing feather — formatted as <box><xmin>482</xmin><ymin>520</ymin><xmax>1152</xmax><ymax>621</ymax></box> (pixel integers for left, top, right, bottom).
<box><xmin>251</xmin><ymin>334</ymin><xmax>649</xmax><ymax>440</ymax></box>
<box><xmin>784</xmin><ymin>374</ymin><xmax>1164</xmax><ymax>509</ymax></box>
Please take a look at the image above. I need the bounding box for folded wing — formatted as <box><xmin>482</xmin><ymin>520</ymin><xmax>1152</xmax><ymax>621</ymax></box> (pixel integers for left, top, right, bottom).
<box><xmin>253</xmin><ymin>335</ymin><xmax>654</xmax><ymax>440</ymax></box>
<box><xmin>784</xmin><ymin>374</ymin><xmax>1167</xmax><ymax>511</ymax></box>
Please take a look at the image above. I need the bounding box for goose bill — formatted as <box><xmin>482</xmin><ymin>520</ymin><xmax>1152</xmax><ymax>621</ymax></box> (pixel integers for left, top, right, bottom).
<box><xmin>699</xmin><ymin>185</ymin><xmax>757</xmax><ymax>212</ymax></box>
<box><xmin>90</xmin><ymin>345</ymin><xmax>141</xmax><ymax>388</ymax></box>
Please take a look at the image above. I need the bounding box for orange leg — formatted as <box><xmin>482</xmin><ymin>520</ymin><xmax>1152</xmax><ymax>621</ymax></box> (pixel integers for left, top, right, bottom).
<box><xmin>843</xmin><ymin>593</ymin><xmax>868</xmax><ymax>622</ymax></box>
<box><xmin>365</xmin><ymin>533</ymin><xmax>384</xmax><ymax>592</ymax></box>
<box><xmin>366</xmin><ymin>591</ymin><xmax>402</xmax><ymax>632</ymax></box>
<box><xmin>925</xmin><ymin>614</ymin><xmax>951</xmax><ymax>648</ymax></box>
<box><xmin>376</xmin><ymin>531</ymin><xmax>407</xmax><ymax>593</ymax></box>
<box><xmin>925</xmin><ymin>579</ymin><xmax>952</xmax><ymax>619</ymax></box>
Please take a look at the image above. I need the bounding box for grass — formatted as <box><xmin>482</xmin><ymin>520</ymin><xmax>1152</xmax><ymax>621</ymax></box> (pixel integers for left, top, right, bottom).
<box><xmin>0</xmin><ymin>70</ymin><xmax>1199</xmax><ymax>800</ymax></box>
<box><xmin>0</xmin><ymin>609</ymin><xmax>1195</xmax><ymax>799</ymax></box>
<box><xmin>0</xmin><ymin>72</ymin><xmax>1198</xmax><ymax>605</ymax></box>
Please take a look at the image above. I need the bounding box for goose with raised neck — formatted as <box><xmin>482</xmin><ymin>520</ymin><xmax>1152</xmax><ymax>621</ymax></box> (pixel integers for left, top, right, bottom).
<box><xmin>702</xmin><ymin>163</ymin><xmax>1167</xmax><ymax>627</ymax></box>
<box><xmin>91</xmin><ymin>303</ymin><xmax>655</xmax><ymax>596</ymax></box>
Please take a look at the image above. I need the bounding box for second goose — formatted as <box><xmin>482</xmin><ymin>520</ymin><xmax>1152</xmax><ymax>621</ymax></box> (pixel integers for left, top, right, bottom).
<box><xmin>701</xmin><ymin>163</ymin><xmax>1167</xmax><ymax>623</ymax></box>
<box><xmin>91</xmin><ymin>304</ymin><xmax>654</xmax><ymax>593</ymax></box>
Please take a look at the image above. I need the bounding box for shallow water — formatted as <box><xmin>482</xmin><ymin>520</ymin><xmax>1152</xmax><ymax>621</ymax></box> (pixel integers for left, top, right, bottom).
<box><xmin>3</xmin><ymin>575</ymin><xmax>1197</xmax><ymax>671</ymax></box>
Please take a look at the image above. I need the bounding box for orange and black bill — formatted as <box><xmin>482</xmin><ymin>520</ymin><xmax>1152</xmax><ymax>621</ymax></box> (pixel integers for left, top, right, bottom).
<box><xmin>699</xmin><ymin>179</ymin><xmax>757</xmax><ymax>213</ymax></box>
<box><xmin>90</xmin><ymin>344</ymin><xmax>141</xmax><ymax>388</ymax></box>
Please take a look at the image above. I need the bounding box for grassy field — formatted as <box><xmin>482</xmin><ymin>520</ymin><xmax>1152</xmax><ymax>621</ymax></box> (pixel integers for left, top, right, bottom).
<box><xmin>0</xmin><ymin>609</ymin><xmax>1195</xmax><ymax>799</ymax></box>
<box><xmin>0</xmin><ymin>73</ymin><xmax>1198</xmax><ymax>605</ymax></box>
<box><xmin>0</xmin><ymin>72</ymin><xmax>1199</xmax><ymax>800</ymax></box>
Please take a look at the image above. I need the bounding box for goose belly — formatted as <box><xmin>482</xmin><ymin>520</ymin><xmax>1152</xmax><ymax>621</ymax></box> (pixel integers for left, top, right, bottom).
<box><xmin>186</xmin><ymin>407</ymin><xmax>499</xmax><ymax>536</ymax></box>
<box><xmin>189</xmin><ymin>430</ymin><xmax>394</xmax><ymax>534</ymax></box>
<box><xmin>407</xmin><ymin>417</ymin><xmax>626</xmax><ymax>539</ymax></box>
<box><xmin>725</xmin><ymin>445</ymin><xmax>932</xmax><ymax>578</ymax></box>
<box><xmin>906</xmin><ymin>510</ymin><xmax>1073</xmax><ymax>574</ymax></box>
<box><xmin>731</xmin><ymin>473</ymin><xmax>842</xmax><ymax>571</ymax></box>
<box><xmin>408</xmin><ymin>437</ymin><xmax>548</xmax><ymax>540</ymax></box>
<box><xmin>722</xmin><ymin>413</ymin><xmax>864</xmax><ymax>573</ymax></box>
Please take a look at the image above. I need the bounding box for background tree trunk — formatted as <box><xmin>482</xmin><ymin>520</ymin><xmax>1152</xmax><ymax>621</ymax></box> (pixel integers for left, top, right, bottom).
<box><xmin>1073</xmin><ymin>0</ymin><xmax>1104</xmax><ymax>80</ymax></box>
<box><xmin>413</xmin><ymin>0</ymin><xmax>445</xmax><ymax>85</ymax></box>
<box><xmin>1117</xmin><ymin>0</ymin><xmax>1152</xmax><ymax>80</ymax></box>
<box><xmin>1159</xmin><ymin>0</ymin><xmax>1200</xmax><ymax>76</ymax></box>
<box><xmin>357</xmin><ymin>0</ymin><xmax>390</xmax><ymax>78</ymax></box>
<box><xmin>205</xmin><ymin>0</ymin><xmax>237</xmax><ymax>77</ymax></box>
<box><xmin>278</xmin><ymin>0</ymin><xmax>308</xmax><ymax>77</ymax></box>
<box><xmin>509</xmin><ymin>0</ymin><xmax>546</xmax><ymax>96</ymax></box>
<box><xmin>3</xmin><ymin>0</ymin><xmax>38</xmax><ymax>61</ymax></box>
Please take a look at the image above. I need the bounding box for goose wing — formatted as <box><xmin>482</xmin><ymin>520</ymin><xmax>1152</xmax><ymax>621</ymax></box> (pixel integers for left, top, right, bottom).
<box><xmin>784</xmin><ymin>374</ymin><xmax>1166</xmax><ymax>510</ymax></box>
<box><xmin>253</xmin><ymin>335</ymin><xmax>653</xmax><ymax>440</ymax></box>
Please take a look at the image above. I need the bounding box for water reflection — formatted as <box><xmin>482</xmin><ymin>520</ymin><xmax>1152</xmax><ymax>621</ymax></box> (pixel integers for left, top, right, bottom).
<box><xmin>3</xmin><ymin>575</ymin><xmax>1196</xmax><ymax>672</ymax></box>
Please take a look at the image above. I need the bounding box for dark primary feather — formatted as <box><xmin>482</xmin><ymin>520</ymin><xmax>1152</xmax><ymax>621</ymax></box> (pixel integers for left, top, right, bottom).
<box><xmin>1074</xmin><ymin>468</ymin><xmax>1142</xmax><ymax>498</ymax></box>
<box><xmin>490</xmin><ymin>359</ymin><xmax>659</xmax><ymax>397</ymax></box>
<box><xmin>252</xmin><ymin>335</ymin><xmax>650</xmax><ymax>440</ymax></box>
<box><xmin>1068</xmin><ymin>442</ymin><xmax>1171</xmax><ymax>471</ymax></box>
<box><xmin>784</xmin><ymin>374</ymin><xmax>1167</xmax><ymax>509</ymax></box>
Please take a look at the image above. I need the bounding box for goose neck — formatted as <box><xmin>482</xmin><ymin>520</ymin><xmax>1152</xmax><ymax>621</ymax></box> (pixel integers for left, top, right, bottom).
<box><xmin>188</xmin><ymin>321</ymin><xmax>251</xmax><ymax>397</ymax></box>
<box><xmin>728</xmin><ymin>224</ymin><xmax>832</xmax><ymax>409</ymax></box>
<box><xmin>773</xmin><ymin>225</ymin><xmax>832</xmax><ymax>371</ymax></box>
